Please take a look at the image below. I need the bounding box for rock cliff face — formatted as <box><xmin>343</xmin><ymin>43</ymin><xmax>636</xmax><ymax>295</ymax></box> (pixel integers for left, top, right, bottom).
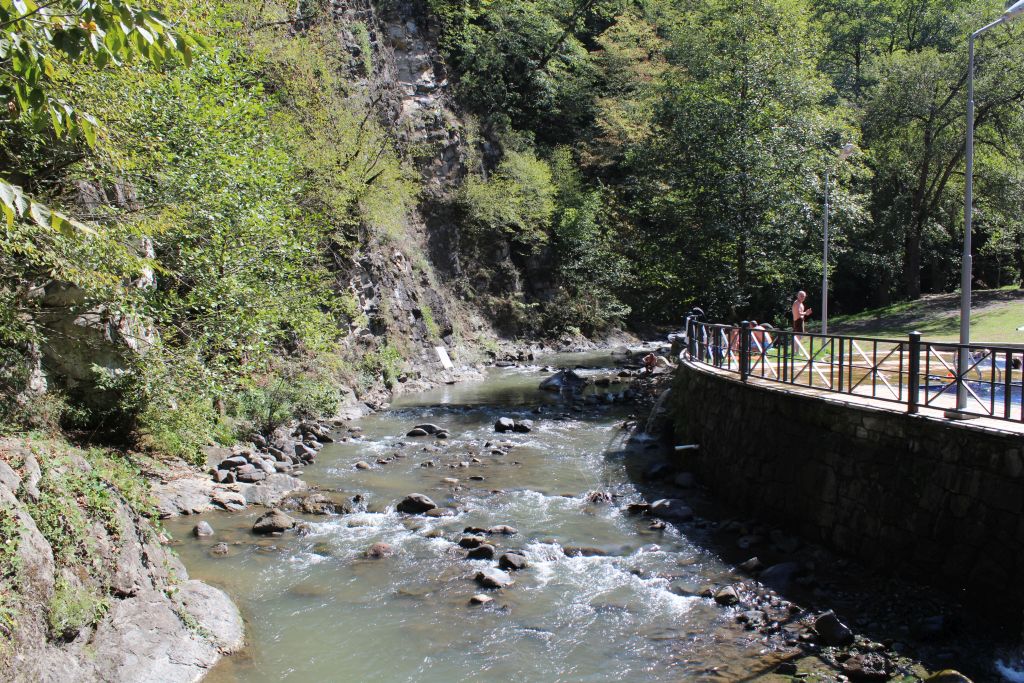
<box><xmin>0</xmin><ymin>438</ymin><xmax>243</xmax><ymax>682</ymax></box>
<box><xmin>326</xmin><ymin>0</ymin><xmax>500</xmax><ymax>381</ymax></box>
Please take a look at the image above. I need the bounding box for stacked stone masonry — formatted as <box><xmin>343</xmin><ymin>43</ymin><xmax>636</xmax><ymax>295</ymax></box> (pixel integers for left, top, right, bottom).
<box><xmin>672</xmin><ymin>361</ymin><xmax>1024</xmax><ymax>619</ymax></box>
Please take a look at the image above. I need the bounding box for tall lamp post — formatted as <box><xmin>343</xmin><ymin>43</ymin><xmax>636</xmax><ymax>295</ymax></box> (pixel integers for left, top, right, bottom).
<box><xmin>821</xmin><ymin>143</ymin><xmax>856</xmax><ymax>335</ymax></box>
<box><xmin>952</xmin><ymin>0</ymin><xmax>1024</xmax><ymax>414</ymax></box>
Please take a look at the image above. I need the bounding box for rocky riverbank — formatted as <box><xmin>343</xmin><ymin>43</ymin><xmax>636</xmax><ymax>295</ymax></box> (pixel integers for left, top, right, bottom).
<box><xmin>0</xmin><ymin>436</ymin><xmax>243</xmax><ymax>683</ymax></box>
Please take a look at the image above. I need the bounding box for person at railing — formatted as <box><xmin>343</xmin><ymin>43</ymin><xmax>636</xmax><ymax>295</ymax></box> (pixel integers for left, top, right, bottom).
<box><xmin>751</xmin><ymin>321</ymin><xmax>773</xmax><ymax>354</ymax></box>
<box><xmin>792</xmin><ymin>291</ymin><xmax>812</xmax><ymax>333</ymax></box>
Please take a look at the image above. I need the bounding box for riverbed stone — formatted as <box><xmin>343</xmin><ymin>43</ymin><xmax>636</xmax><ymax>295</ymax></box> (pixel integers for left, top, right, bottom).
<box><xmin>413</xmin><ymin>423</ymin><xmax>441</xmax><ymax>434</ymax></box>
<box><xmin>713</xmin><ymin>585</ymin><xmax>740</xmax><ymax>606</ymax></box>
<box><xmin>365</xmin><ymin>542</ymin><xmax>395</xmax><ymax>559</ymax></box>
<box><xmin>842</xmin><ymin>653</ymin><xmax>889</xmax><ymax>680</ymax></box>
<box><xmin>563</xmin><ymin>546</ymin><xmax>607</xmax><ymax>557</ymax></box>
<box><xmin>475</xmin><ymin>568</ymin><xmax>514</xmax><ymax>589</ymax></box>
<box><xmin>466</xmin><ymin>544</ymin><xmax>496</xmax><ymax>560</ymax></box>
<box><xmin>498</xmin><ymin>552</ymin><xmax>528</xmax><ymax>571</ymax></box>
<box><xmin>922</xmin><ymin>672</ymin><xmax>973</xmax><ymax>683</ymax></box>
<box><xmin>487</xmin><ymin>525</ymin><xmax>518</xmax><ymax>535</ymax></box>
<box><xmin>355</xmin><ymin>461</ymin><xmax>371</xmax><ymax>470</ymax></box>
<box><xmin>513</xmin><ymin>419</ymin><xmax>533</xmax><ymax>433</ymax></box>
<box><xmin>406</xmin><ymin>428</ymin><xmax>429</xmax><ymax>437</ymax></box>
<box><xmin>210</xmin><ymin>543</ymin><xmax>229</xmax><ymax>556</ymax></box>
<box><xmin>459</xmin><ymin>535</ymin><xmax>485</xmax><ymax>548</ymax></box>
<box><xmin>192</xmin><ymin>521</ymin><xmax>214</xmax><ymax>538</ymax></box>
<box><xmin>494</xmin><ymin>417</ymin><xmax>515</xmax><ymax>433</ymax></box>
<box><xmin>242</xmin><ymin>473</ymin><xmax>306</xmax><ymax>506</ymax></box>
<box><xmin>814</xmin><ymin>611</ymin><xmax>854</xmax><ymax>646</ymax></box>
<box><xmin>649</xmin><ymin>498</ymin><xmax>693</xmax><ymax>521</ymax></box>
<box><xmin>396</xmin><ymin>493</ymin><xmax>437</xmax><ymax>514</ymax></box>
<box><xmin>252</xmin><ymin>509</ymin><xmax>296</xmax><ymax>534</ymax></box>
<box><xmin>469</xmin><ymin>594</ymin><xmax>493</xmax><ymax>605</ymax></box>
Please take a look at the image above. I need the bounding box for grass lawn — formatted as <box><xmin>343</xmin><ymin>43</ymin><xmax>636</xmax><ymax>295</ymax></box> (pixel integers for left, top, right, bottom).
<box><xmin>827</xmin><ymin>287</ymin><xmax>1024</xmax><ymax>344</ymax></box>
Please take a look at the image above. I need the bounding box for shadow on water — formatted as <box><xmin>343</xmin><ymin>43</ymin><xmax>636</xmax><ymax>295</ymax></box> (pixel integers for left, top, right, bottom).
<box><xmin>619</xmin><ymin>386</ymin><xmax>1015</xmax><ymax>682</ymax></box>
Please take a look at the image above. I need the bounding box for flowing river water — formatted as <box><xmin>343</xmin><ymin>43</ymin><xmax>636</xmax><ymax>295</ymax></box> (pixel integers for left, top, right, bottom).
<box><xmin>163</xmin><ymin>352</ymin><xmax>912</xmax><ymax>682</ymax></box>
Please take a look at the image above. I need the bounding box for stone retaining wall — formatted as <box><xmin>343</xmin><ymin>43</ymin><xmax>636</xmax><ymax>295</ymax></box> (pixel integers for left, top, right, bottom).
<box><xmin>671</xmin><ymin>361</ymin><xmax>1024</xmax><ymax>619</ymax></box>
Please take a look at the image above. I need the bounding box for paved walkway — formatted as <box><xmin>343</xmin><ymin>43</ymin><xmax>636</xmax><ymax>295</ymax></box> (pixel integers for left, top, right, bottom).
<box><xmin>686</xmin><ymin>359</ymin><xmax>1024</xmax><ymax>438</ymax></box>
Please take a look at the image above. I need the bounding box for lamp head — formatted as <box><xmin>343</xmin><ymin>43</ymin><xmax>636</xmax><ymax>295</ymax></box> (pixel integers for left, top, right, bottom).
<box><xmin>1006</xmin><ymin>0</ymin><xmax>1024</xmax><ymax>19</ymax></box>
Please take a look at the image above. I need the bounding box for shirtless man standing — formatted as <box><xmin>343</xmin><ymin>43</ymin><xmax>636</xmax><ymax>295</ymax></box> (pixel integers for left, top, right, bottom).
<box><xmin>792</xmin><ymin>291</ymin><xmax>812</xmax><ymax>332</ymax></box>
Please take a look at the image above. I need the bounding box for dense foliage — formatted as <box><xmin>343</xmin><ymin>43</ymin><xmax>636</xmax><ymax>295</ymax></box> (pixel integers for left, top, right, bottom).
<box><xmin>434</xmin><ymin>0</ymin><xmax>1024</xmax><ymax>325</ymax></box>
<box><xmin>0</xmin><ymin>0</ymin><xmax>415</xmax><ymax>456</ymax></box>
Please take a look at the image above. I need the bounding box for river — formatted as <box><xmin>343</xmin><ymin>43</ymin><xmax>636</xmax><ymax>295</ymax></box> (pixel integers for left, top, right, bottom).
<box><xmin>163</xmin><ymin>352</ymin><xmax>847</xmax><ymax>681</ymax></box>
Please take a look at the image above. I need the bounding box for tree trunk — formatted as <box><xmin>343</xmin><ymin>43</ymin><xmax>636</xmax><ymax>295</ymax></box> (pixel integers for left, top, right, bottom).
<box><xmin>903</xmin><ymin>219</ymin><xmax>922</xmax><ymax>299</ymax></box>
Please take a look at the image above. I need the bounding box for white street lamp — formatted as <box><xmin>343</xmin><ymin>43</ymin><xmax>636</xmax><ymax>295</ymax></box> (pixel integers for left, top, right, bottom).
<box><xmin>821</xmin><ymin>142</ymin><xmax>856</xmax><ymax>335</ymax></box>
<box><xmin>951</xmin><ymin>0</ymin><xmax>1024</xmax><ymax>415</ymax></box>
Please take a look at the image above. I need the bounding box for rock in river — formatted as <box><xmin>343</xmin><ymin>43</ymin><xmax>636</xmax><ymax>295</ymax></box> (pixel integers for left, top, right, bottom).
<box><xmin>396</xmin><ymin>493</ymin><xmax>437</xmax><ymax>514</ymax></box>
<box><xmin>498</xmin><ymin>553</ymin><xmax>528</xmax><ymax>571</ymax></box>
<box><xmin>406</xmin><ymin>428</ymin><xmax>429</xmax><ymax>437</ymax></box>
<box><xmin>494</xmin><ymin>417</ymin><xmax>515</xmax><ymax>433</ymax></box>
<box><xmin>814</xmin><ymin>611</ymin><xmax>854</xmax><ymax>646</ymax></box>
<box><xmin>466</xmin><ymin>544</ymin><xmax>496</xmax><ymax>560</ymax></box>
<box><xmin>459</xmin><ymin>535</ymin><xmax>485</xmax><ymax>548</ymax></box>
<box><xmin>192</xmin><ymin>521</ymin><xmax>214</xmax><ymax>537</ymax></box>
<box><xmin>713</xmin><ymin>585</ymin><xmax>740</xmax><ymax>606</ymax></box>
<box><xmin>365</xmin><ymin>542</ymin><xmax>395</xmax><ymax>559</ymax></box>
<box><xmin>649</xmin><ymin>498</ymin><xmax>693</xmax><ymax>521</ymax></box>
<box><xmin>487</xmin><ymin>525</ymin><xmax>518</xmax><ymax>535</ymax></box>
<box><xmin>475</xmin><ymin>568</ymin><xmax>514</xmax><ymax>589</ymax></box>
<box><xmin>252</xmin><ymin>509</ymin><xmax>296</xmax><ymax>535</ymax></box>
<box><xmin>469</xmin><ymin>594</ymin><xmax>493</xmax><ymax>605</ymax></box>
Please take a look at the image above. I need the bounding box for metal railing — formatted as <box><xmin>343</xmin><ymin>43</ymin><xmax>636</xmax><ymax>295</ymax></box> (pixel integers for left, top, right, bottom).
<box><xmin>684</xmin><ymin>320</ymin><xmax>1024</xmax><ymax>424</ymax></box>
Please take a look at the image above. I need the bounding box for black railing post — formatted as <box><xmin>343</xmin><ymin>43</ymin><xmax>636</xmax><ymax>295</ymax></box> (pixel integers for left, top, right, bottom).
<box><xmin>837</xmin><ymin>337</ymin><xmax>845</xmax><ymax>394</ymax></box>
<box><xmin>908</xmin><ymin>331</ymin><xmax>921</xmax><ymax>414</ymax></box>
<box><xmin>740</xmin><ymin>321</ymin><xmax>750</xmax><ymax>382</ymax></box>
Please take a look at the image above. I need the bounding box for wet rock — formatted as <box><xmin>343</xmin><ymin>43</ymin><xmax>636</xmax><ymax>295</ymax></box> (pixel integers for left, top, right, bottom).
<box><xmin>814</xmin><ymin>611</ymin><xmax>854</xmax><ymax>646</ymax></box>
<box><xmin>442</xmin><ymin>477</ymin><xmax>459</xmax><ymax>485</ymax></box>
<box><xmin>396</xmin><ymin>494</ymin><xmax>437</xmax><ymax>514</ymax></box>
<box><xmin>737</xmin><ymin>557</ymin><xmax>762</xmax><ymax>572</ymax></box>
<box><xmin>494</xmin><ymin>417</ymin><xmax>515</xmax><ymax>433</ymax></box>
<box><xmin>469</xmin><ymin>594</ymin><xmax>493</xmax><ymax>605</ymax></box>
<box><xmin>365</xmin><ymin>542</ymin><xmax>395</xmax><ymax>559</ymax></box>
<box><xmin>649</xmin><ymin>498</ymin><xmax>693</xmax><ymax>521</ymax></box>
<box><xmin>775</xmin><ymin>662</ymin><xmax>798</xmax><ymax>676</ymax></box>
<box><xmin>355</xmin><ymin>461</ymin><xmax>371</xmax><ymax>470</ymax></box>
<box><xmin>737</xmin><ymin>610</ymin><xmax>766</xmax><ymax>628</ymax></box>
<box><xmin>413</xmin><ymin>424</ymin><xmax>440</xmax><ymax>434</ymax></box>
<box><xmin>649</xmin><ymin>520</ymin><xmax>666</xmax><ymax>530</ymax></box>
<box><xmin>713</xmin><ymin>586</ymin><xmax>740</xmax><ymax>606</ymax></box>
<box><xmin>475</xmin><ymin>568</ymin><xmax>514</xmax><ymax>589</ymax></box>
<box><xmin>252</xmin><ymin>509</ymin><xmax>296</xmax><ymax>535</ymax></box>
<box><xmin>759</xmin><ymin>561</ymin><xmax>800</xmax><ymax>591</ymax></box>
<box><xmin>625</xmin><ymin>503</ymin><xmax>650</xmax><ymax>515</ymax></box>
<box><xmin>424</xmin><ymin>508</ymin><xmax>452</xmax><ymax>517</ymax></box>
<box><xmin>585</xmin><ymin>490</ymin><xmax>613</xmax><ymax>504</ymax></box>
<box><xmin>498</xmin><ymin>553</ymin><xmax>527</xmax><ymax>571</ymax></box>
<box><xmin>842</xmin><ymin>653</ymin><xmax>889</xmax><ymax>681</ymax></box>
<box><xmin>466</xmin><ymin>544</ymin><xmax>496</xmax><ymax>560</ymax></box>
<box><xmin>435</xmin><ymin>431</ymin><xmax>449</xmax><ymax>439</ymax></box>
<box><xmin>539</xmin><ymin>369</ymin><xmax>585</xmax><ymax>392</ymax></box>
<box><xmin>192</xmin><ymin>521</ymin><xmax>214</xmax><ymax>538</ymax></box>
<box><xmin>487</xmin><ymin>525</ymin><xmax>517</xmax><ymax>535</ymax></box>
<box><xmin>468</xmin><ymin>475</ymin><xmax>485</xmax><ymax>481</ymax></box>
<box><xmin>459</xmin><ymin>536</ymin><xmax>485</xmax><ymax>548</ymax></box>
<box><xmin>922</xmin><ymin>672</ymin><xmax>973</xmax><ymax>683</ymax></box>
<box><xmin>406</xmin><ymin>428</ymin><xmax>429</xmax><ymax>437</ymax></box>
<box><xmin>512</xmin><ymin>419</ymin><xmax>533</xmax><ymax>433</ymax></box>
<box><xmin>563</xmin><ymin>546</ymin><xmax>607</xmax><ymax>557</ymax></box>
<box><xmin>209</xmin><ymin>543</ymin><xmax>229</xmax><ymax>556</ymax></box>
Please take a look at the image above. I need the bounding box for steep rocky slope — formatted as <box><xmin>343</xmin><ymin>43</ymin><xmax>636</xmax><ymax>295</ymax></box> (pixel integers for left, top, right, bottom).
<box><xmin>0</xmin><ymin>437</ymin><xmax>243</xmax><ymax>682</ymax></box>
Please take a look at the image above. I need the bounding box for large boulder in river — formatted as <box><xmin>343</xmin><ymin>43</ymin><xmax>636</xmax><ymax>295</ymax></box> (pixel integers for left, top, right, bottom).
<box><xmin>494</xmin><ymin>417</ymin><xmax>515</xmax><ymax>433</ymax></box>
<box><xmin>538</xmin><ymin>369</ymin><xmax>586</xmax><ymax>392</ymax></box>
<box><xmin>396</xmin><ymin>493</ymin><xmax>437</xmax><ymax>514</ymax></box>
<box><xmin>252</xmin><ymin>509</ymin><xmax>296</xmax><ymax>534</ymax></box>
